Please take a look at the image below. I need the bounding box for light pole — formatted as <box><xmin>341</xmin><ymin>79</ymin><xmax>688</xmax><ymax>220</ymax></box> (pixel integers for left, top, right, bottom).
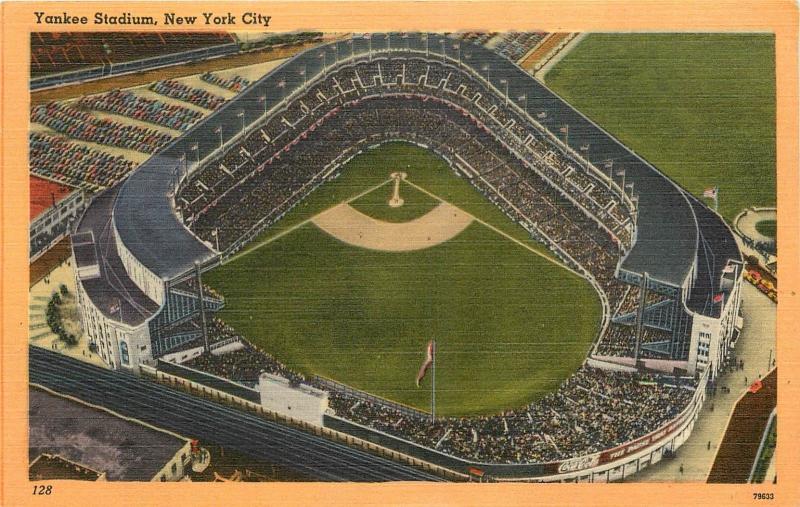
<box><xmin>277</xmin><ymin>79</ymin><xmax>286</xmax><ymax>104</ymax></box>
<box><xmin>580</xmin><ymin>143</ymin><xmax>590</xmax><ymax>170</ymax></box>
<box><xmin>299</xmin><ymin>67</ymin><xmax>307</xmax><ymax>88</ymax></box>
<box><xmin>500</xmin><ymin>79</ymin><xmax>509</xmax><ymax>107</ymax></box>
<box><xmin>423</xmin><ymin>34</ymin><xmax>429</xmax><ymax>58</ymax></box>
<box><xmin>319</xmin><ymin>51</ymin><xmax>327</xmax><ymax>76</ymax></box>
<box><xmin>518</xmin><ymin>94</ymin><xmax>527</xmax><ymax>113</ymax></box>
<box><xmin>454</xmin><ymin>42</ymin><xmax>461</xmax><ymax>67</ymax></box>
<box><xmin>259</xmin><ymin>95</ymin><xmax>267</xmax><ymax>115</ymax></box>
<box><xmin>603</xmin><ymin>159</ymin><xmax>613</xmax><ymax>180</ymax></box>
<box><xmin>214</xmin><ymin>126</ymin><xmax>222</xmax><ymax>150</ymax></box>
<box><xmin>439</xmin><ymin>39</ymin><xmax>446</xmax><ymax>62</ymax></box>
<box><xmin>482</xmin><ymin>64</ymin><xmax>490</xmax><ymax>84</ymax></box>
<box><xmin>237</xmin><ymin>111</ymin><xmax>245</xmax><ymax>136</ymax></box>
<box><xmin>617</xmin><ymin>169</ymin><xmax>627</xmax><ymax>199</ymax></box>
<box><xmin>191</xmin><ymin>143</ymin><xmax>199</xmax><ymax>174</ymax></box>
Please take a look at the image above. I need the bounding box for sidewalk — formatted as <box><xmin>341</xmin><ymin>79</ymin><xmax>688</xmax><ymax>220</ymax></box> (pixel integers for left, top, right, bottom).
<box><xmin>29</xmin><ymin>262</ymin><xmax>107</xmax><ymax>369</ymax></box>
<box><xmin>636</xmin><ymin>282</ymin><xmax>776</xmax><ymax>482</ymax></box>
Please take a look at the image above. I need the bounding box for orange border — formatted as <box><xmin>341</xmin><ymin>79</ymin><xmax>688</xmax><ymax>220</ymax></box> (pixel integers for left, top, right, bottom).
<box><xmin>3</xmin><ymin>1</ymin><xmax>799</xmax><ymax>505</ymax></box>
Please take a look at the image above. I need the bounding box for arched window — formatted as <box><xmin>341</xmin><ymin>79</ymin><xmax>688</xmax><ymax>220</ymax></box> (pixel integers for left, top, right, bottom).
<box><xmin>120</xmin><ymin>341</ymin><xmax>130</xmax><ymax>365</ymax></box>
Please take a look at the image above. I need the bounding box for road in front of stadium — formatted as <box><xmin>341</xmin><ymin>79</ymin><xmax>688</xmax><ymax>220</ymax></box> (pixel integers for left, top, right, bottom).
<box><xmin>28</xmin><ymin>346</ymin><xmax>446</xmax><ymax>483</ymax></box>
<box><xmin>637</xmin><ymin>282</ymin><xmax>776</xmax><ymax>482</ymax></box>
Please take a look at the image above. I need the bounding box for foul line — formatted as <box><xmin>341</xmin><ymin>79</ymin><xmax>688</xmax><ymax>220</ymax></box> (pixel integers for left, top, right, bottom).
<box><xmin>227</xmin><ymin>174</ymin><xmax>583</xmax><ymax>280</ymax></box>
<box><xmin>402</xmin><ymin>179</ymin><xmax>585</xmax><ymax>278</ymax></box>
<box><xmin>225</xmin><ymin>177</ymin><xmax>394</xmax><ymax>264</ymax></box>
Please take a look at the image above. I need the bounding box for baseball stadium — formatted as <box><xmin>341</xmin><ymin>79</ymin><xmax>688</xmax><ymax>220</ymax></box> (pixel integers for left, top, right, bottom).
<box><xmin>29</xmin><ymin>32</ymin><xmax>761</xmax><ymax>482</ymax></box>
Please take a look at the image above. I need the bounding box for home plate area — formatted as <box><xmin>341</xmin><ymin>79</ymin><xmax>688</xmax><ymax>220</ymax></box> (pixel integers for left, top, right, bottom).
<box><xmin>311</xmin><ymin>175</ymin><xmax>474</xmax><ymax>252</ymax></box>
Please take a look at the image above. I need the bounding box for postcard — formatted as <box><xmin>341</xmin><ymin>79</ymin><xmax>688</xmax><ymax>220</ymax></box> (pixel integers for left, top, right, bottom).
<box><xmin>2</xmin><ymin>1</ymin><xmax>798</xmax><ymax>505</ymax></box>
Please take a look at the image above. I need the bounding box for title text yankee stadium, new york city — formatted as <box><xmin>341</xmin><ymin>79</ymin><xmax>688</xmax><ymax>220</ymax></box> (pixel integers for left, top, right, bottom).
<box><xmin>33</xmin><ymin>11</ymin><xmax>272</xmax><ymax>27</ymax></box>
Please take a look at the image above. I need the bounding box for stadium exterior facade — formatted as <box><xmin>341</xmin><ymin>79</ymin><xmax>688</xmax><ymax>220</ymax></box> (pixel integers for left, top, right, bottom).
<box><xmin>69</xmin><ymin>33</ymin><xmax>742</xmax><ymax>480</ymax></box>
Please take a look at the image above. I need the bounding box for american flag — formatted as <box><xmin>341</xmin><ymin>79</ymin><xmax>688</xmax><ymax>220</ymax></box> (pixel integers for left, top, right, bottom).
<box><xmin>559</xmin><ymin>126</ymin><xmax>568</xmax><ymax>133</ymax></box>
<box><xmin>415</xmin><ymin>340</ymin><xmax>435</xmax><ymax>387</ymax></box>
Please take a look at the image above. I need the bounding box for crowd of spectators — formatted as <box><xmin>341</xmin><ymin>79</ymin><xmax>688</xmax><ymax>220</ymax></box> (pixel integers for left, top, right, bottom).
<box><xmin>178</xmin><ymin>56</ymin><xmax>633</xmax><ymax>254</ymax></box>
<box><xmin>77</xmin><ymin>89</ymin><xmax>203</xmax><ymax>131</ymax></box>
<box><xmin>149</xmin><ymin>79</ymin><xmax>226</xmax><ymax>110</ymax></box>
<box><xmin>328</xmin><ymin>365</ymin><xmax>694</xmax><ymax>463</ymax></box>
<box><xmin>185</xmin><ymin>315</ymin><xmax>695</xmax><ymax>464</ymax></box>
<box><xmin>171</xmin><ymin>53</ymin><xmax>695</xmax><ymax>462</ymax></box>
<box><xmin>200</xmin><ymin>72</ymin><xmax>251</xmax><ymax>92</ymax></box>
<box><xmin>29</xmin><ymin>132</ymin><xmax>137</xmax><ymax>191</ymax></box>
<box><xmin>183</xmin><ymin>318</ymin><xmax>304</xmax><ymax>386</ymax></box>
<box><xmin>596</xmin><ymin>323</ymin><xmax>674</xmax><ymax>358</ymax></box>
<box><xmin>30</xmin><ymin>102</ymin><xmax>173</xmax><ymax>154</ymax></box>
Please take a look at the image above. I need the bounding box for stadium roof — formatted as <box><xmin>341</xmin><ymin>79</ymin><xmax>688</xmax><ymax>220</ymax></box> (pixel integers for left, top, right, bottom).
<box><xmin>74</xmin><ymin>186</ymin><xmax>161</xmax><ymax>326</ymax></box>
<box><xmin>106</xmin><ymin>33</ymin><xmax>735</xmax><ymax>298</ymax></box>
<box><xmin>114</xmin><ymin>154</ymin><xmax>216</xmax><ymax>280</ymax></box>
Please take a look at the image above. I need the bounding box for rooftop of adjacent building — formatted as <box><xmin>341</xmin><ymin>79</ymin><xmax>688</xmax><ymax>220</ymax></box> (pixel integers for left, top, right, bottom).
<box><xmin>29</xmin><ymin>387</ymin><xmax>189</xmax><ymax>481</ymax></box>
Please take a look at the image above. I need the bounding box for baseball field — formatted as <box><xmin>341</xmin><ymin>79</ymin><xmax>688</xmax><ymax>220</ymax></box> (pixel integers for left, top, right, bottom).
<box><xmin>205</xmin><ymin>142</ymin><xmax>602</xmax><ymax>416</ymax></box>
<box><xmin>545</xmin><ymin>33</ymin><xmax>776</xmax><ymax>223</ymax></box>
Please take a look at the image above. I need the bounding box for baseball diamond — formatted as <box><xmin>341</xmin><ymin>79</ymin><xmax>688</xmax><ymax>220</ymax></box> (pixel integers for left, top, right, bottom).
<box><xmin>63</xmin><ymin>33</ymin><xmax>748</xmax><ymax>481</ymax></box>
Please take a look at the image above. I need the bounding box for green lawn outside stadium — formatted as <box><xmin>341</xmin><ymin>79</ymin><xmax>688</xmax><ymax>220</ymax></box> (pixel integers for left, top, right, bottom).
<box><xmin>545</xmin><ymin>33</ymin><xmax>776</xmax><ymax>223</ymax></box>
<box><xmin>207</xmin><ymin>142</ymin><xmax>601</xmax><ymax>416</ymax></box>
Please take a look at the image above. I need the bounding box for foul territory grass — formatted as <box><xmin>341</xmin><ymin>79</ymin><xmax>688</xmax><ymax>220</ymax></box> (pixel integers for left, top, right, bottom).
<box><xmin>208</xmin><ymin>142</ymin><xmax>601</xmax><ymax>416</ymax></box>
<box><xmin>546</xmin><ymin>33</ymin><xmax>776</xmax><ymax>223</ymax></box>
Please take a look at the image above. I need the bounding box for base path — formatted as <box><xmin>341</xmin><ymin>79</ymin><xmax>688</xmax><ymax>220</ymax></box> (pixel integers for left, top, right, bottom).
<box><xmin>311</xmin><ymin>202</ymin><xmax>473</xmax><ymax>252</ymax></box>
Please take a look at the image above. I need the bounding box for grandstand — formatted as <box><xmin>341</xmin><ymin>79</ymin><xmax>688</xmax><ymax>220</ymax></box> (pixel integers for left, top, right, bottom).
<box><xmin>68</xmin><ymin>33</ymin><xmax>742</xmax><ymax>482</ymax></box>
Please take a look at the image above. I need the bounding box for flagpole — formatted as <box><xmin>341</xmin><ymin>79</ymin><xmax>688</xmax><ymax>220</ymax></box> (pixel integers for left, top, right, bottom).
<box><xmin>431</xmin><ymin>340</ymin><xmax>436</xmax><ymax>422</ymax></box>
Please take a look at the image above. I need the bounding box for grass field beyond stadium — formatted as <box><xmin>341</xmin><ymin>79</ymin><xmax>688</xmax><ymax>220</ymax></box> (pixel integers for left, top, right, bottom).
<box><xmin>546</xmin><ymin>33</ymin><xmax>776</xmax><ymax>223</ymax></box>
<box><xmin>206</xmin><ymin>142</ymin><xmax>602</xmax><ymax>416</ymax></box>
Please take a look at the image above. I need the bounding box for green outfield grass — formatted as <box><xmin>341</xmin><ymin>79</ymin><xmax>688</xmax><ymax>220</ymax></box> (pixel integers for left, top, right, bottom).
<box><xmin>207</xmin><ymin>142</ymin><xmax>601</xmax><ymax>416</ymax></box>
<box><xmin>545</xmin><ymin>33</ymin><xmax>776</xmax><ymax>223</ymax></box>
